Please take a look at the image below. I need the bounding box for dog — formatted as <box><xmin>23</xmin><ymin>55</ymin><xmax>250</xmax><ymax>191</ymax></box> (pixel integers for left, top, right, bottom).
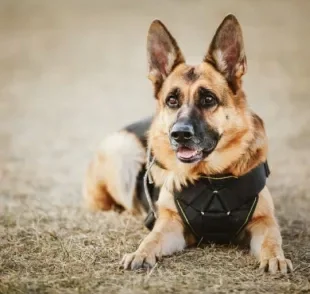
<box><xmin>83</xmin><ymin>14</ymin><xmax>293</xmax><ymax>274</ymax></box>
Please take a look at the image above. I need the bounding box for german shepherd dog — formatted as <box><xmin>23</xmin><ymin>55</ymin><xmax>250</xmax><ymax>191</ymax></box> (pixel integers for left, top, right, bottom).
<box><xmin>84</xmin><ymin>15</ymin><xmax>292</xmax><ymax>274</ymax></box>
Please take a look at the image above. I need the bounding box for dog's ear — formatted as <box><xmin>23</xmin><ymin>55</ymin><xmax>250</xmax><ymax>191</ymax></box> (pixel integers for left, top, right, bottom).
<box><xmin>147</xmin><ymin>20</ymin><xmax>185</xmax><ymax>96</ymax></box>
<box><xmin>204</xmin><ymin>14</ymin><xmax>247</xmax><ymax>92</ymax></box>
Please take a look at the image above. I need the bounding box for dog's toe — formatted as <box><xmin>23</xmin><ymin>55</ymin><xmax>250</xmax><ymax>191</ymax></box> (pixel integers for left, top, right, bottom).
<box><xmin>259</xmin><ymin>257</ymin><xmax>293</xmax><ymax>274</ymax></box>
<box><xmin>144</xmin><ymin>253</ymin><xmax>157</xmax><ymax>268</ymax></box>
<box><xmin>121</xmin><ymin>251</ymin><xmax>157</xmax><ymax>270</ymax></box>
<box><xmin>130</xmin><ymin>253</ymin><xmax>146</xmax><ymax>270</ymax></box>
<box><xmin>121</xmin><ymin>253</ymin><xmax>135</xmax><ymax>270</ymax></box>
<box><xmin>268</xmin><ymin>257</ymin><xmax>279</xmax><ymax>274</ymax></box>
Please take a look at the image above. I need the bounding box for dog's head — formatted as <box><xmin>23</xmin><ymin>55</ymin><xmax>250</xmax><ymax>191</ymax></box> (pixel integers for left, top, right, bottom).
<box><xmin>148</xmin><ymin>15</ymin><xmax>255</xmax><ymax>169</ymax></box>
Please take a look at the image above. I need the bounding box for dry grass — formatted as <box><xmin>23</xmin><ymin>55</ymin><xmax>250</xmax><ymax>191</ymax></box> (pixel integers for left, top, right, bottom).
<box><xmin>1</xmin><ymin>1</ymin><xmax>310</xmax><ymax>293</ymax></box>
<box><xmin>1</xmin><ymin>194</ymin><xmax>310</xmax><ymax>293</ymax></box>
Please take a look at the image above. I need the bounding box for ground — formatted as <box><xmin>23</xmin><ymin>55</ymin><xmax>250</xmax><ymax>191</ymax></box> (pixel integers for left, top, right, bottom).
<box><xmin>0</xmin><ymin>1</ymin><xmax>310</xmax><ymax>293</ymax></box>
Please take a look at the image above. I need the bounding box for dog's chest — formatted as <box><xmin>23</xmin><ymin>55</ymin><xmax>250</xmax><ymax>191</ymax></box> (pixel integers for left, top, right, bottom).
<box><xmin>142</xmin><ymin>162</ymin><xmax>269</xmax><ymax>245</ymax></box>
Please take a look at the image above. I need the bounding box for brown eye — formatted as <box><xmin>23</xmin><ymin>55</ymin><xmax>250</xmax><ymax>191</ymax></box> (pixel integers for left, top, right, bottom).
<box><xmin>200</xmin><ymin>96</ymin><xmax>215</xmax><ymax>107</ymax></box>
<box><xmin>198</xmin><ymin>87</ymin><xmax>218</xmax><ymax>108</ymax></box>
<box><xmin>166</xmin><ymin>96</ymin><xmax>179</xmax><ymax>108</ymax></box>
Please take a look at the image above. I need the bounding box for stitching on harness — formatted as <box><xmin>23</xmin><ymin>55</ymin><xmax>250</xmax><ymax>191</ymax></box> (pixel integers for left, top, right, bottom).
<box><xmin>175</xmin><ymin>199</ymin><xmax>199</xmax><ymax>238</ymax></box>
<box><xmin>234</xmin><ymin>196</ymin><xmax>258</xmax><ymax>237</ymax></box>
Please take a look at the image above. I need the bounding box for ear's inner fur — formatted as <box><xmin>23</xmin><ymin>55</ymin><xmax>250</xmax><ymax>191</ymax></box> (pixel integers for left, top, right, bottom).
<box><xmin>147</xmin><ymin>20</ymin><xmax>185</xmax><ymax>97</ymax></box>
<box><xmin>204</xmin><ymin>14</ymin><xmax>247</xmax><ymax>94</ymax></box>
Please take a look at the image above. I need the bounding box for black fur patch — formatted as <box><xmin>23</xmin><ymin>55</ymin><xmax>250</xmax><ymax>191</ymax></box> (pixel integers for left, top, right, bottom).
<box><xmin>184</xmin><ymin>67</ymin><xmax>199</xmax><ymax>82</ymax></box>
<box><xmin>123</xmin><ymin>116</ymin><xmax>153</xmax><ymax>148</ymax></box>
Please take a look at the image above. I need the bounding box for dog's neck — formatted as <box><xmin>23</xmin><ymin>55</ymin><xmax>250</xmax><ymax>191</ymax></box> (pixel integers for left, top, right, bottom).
<box><xmin>227</xmin><ymin>113</ymin><xmax>268</xmax><ymax>176</ymax></box>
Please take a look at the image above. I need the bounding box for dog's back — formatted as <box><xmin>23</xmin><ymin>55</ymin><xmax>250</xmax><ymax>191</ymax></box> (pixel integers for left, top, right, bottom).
<box><xmin>83</xmin><ymin>117</ymin><xmax>153</xmax><ymax>213</ymax></box>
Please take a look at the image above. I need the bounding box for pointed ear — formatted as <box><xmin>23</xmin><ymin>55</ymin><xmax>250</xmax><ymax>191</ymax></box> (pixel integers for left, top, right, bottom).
<box><xmin>147</xmin><ymin>20</ymin><xmax>185</xmax><ymax>96</ymax></box>
<box><xmin>204</xmin><ymin>14</ymin><xmax>247</xmax><ymax>92</ymax></box>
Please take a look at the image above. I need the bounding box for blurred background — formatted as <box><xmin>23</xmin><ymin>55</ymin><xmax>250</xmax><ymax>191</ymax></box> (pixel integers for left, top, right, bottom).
<box><xmin>0</xmin><ymin>1</ymin><xmax>309</xmax><ymax>292</ymax></box>
<box><xmin>1</xmin><ymin>0</ymin><xmax>309</xmax><ymax>207</ymax></box>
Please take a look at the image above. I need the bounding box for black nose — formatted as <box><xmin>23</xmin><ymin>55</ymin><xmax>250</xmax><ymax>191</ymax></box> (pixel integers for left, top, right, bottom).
<box><xmin>170</xmin><ymin>122</ymin><xmax>195</xmax><ymax>143</ymax></box>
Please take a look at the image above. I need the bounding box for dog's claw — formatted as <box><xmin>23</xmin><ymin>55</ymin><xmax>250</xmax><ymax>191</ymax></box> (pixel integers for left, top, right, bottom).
<box><xmin>121</xmin><ymin>251</ymin><xmax>157</xmax><ymax>270</ymax></box>
<box><xmin>259</xmin><ymin>257</ymin><xmax>293</xmax><ymax>274</ymax></box>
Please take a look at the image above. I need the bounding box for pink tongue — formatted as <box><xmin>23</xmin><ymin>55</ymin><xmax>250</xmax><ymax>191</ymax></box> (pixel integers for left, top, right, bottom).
<box><xmin>177</xmin><ymin>147</ymin><xmax>197</xmax><ymax>159</ymax></box>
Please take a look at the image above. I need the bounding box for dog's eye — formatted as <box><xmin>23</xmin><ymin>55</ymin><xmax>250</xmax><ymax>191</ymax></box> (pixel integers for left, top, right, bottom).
<box><xmin>200</xmin><ymin>96</ymin><xmax>215</xmax><ymax>107</ymax></box>
<box><xmin>198</xmin><ymin>88</ymin><xmax>218</xmax><ymax>108</ymax></box>
<box><xmin>166</xmin><ymin>96</ymin><xmax>179</xmax><ymax>108</ymax></box>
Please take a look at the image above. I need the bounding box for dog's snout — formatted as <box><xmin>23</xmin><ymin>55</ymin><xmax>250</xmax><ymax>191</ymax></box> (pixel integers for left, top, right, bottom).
<box><xmin>170</xmin><ymin>123</ymin><xmax>195</xmax><ymax>143</ymax></box>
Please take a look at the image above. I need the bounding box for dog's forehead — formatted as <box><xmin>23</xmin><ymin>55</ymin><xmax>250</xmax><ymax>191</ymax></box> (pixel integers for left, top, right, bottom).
<box><xmin>164</xmin><ymin>63</ymin><xmax>227</xmax><ymax>96</ymax></box>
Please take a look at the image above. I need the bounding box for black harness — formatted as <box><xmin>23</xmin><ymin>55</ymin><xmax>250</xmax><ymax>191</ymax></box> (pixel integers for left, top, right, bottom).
<box><xmin>124</xmin><ymin>117</ymin><xmax>270</xmax><ymax>244</ymax></box>
<box><xmin>139</xmin><ymin>161</ymin><xmax>270</xmax><ymax>244</ymax></box>
<box><xmin>174</xmin><ymin>162</ymin><xmax>270</xmax><ymax>244</ymax></box>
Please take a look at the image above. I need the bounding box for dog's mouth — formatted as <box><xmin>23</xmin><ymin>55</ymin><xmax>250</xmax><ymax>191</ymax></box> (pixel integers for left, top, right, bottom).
<box><xmin>175</xmin><ymin>140</ymin><xmax>219</xmax><ymax>164</ymax></box>
<box><xmin>176</xmin><ymin>146</ymin><xmax>203</xmax><ymax>163</ymax></box>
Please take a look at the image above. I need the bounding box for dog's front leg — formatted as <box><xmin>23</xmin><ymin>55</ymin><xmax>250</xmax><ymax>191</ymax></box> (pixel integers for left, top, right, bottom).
<box><xmin>247</xmin><ymin>187</ymin><xmax>293</xmax><ymax>274</ymax></box>
<box><xmin>121</xmin><ymin>187</ymin><xmax>186</xmax><ymax>270</ymax></box>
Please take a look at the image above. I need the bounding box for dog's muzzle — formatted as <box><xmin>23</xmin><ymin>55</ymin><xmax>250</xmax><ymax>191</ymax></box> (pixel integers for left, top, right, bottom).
<box><xmin>169</xmin><ymin>121</ymin><xmax>217</xmax><ymax>163</ymax></box>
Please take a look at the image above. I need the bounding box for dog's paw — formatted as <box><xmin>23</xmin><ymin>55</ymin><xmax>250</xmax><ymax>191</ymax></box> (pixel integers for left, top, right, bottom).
<box><xmin>259</xmin><ymin>256</ymin><xmax>293</xmax><ymax>274</ymax></box>
<box><xmin>120</xmin><ymin>251</ymin><xmax>157</xmax><ymax>270</ymax></box>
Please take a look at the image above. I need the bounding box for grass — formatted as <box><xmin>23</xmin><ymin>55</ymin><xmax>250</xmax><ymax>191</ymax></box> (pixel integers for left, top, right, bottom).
<box><xmin>1</xmin><ymin>194</ymin><xmax>309</xmax><ymax>294</ymax></box>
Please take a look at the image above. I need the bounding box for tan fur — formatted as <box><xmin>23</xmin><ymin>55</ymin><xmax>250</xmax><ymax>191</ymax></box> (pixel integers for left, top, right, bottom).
<box><xmin>247</xmin><ymin>187</ymin><xmax>293</xmax><ymax>273</ymax></box>
<box><xmin>84</xmin><ymin>15</ymin><xmax>292</xmax><ymax>273</ymax></box>
<box><xmin>121</xmin><ymin>188</ymin><xmax>186</xmax><ymax>270</ymax></box>
<box><xmin>84</xmin><ymin>131</ymin><xmax>146</xmax><ymax>213</ymax></box>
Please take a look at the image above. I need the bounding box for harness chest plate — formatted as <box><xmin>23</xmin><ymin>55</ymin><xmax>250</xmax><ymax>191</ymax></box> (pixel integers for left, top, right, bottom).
<box><xmin>174</xmin><ymin>179</ymin><xmax>257</xmax><ymax>244</ymax></box>
<box><xmin>141</xmin><ymin>162</ymin><xmax>270</xmax><ymax>244</ymax></box>
<box><xmin>175</xmin><ymin>162</ymin><xmax>269</xmax><ymax>244</ymax></box>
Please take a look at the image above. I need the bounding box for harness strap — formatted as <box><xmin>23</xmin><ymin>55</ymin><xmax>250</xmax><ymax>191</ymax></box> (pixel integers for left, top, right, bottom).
<box><xmin>143</xmin><ymin>147</ymin><xmax>168</xmax><ymax>227</ymax></box>
<box><xmin>143</xmin><ymin>146</ymin><xmax>157</xmax><ymax>219</ymax></box>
